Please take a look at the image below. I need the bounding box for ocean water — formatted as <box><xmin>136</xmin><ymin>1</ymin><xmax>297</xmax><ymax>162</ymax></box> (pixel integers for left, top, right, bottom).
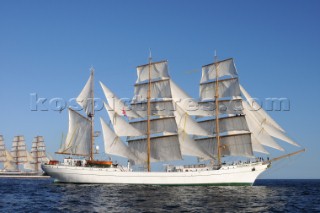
<box><xmin>0</xmin><ymin>179</ymin><xmax>319</xmax><ymax>212</ymax></box>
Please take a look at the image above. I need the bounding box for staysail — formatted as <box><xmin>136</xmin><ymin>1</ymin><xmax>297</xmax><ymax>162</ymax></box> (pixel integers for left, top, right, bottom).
<box><xmin>240</xmin><ymin>85</ymin><xmax>300</xmax><ymax>152</ymax></box>
<box><xmin>76</xmin><ymin>70</ymin><xmax>94</xmax><ymax>116</ymax></box>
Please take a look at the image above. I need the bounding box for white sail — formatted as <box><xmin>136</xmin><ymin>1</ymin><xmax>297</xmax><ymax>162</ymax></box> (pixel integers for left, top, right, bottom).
<box><xmin>170</xmin><ymin>80</ymin><xmax>203</xmax><ymax>116</ymax></box>
<box><xmin>130</xmin><ymin>116</ymin><xmax>177</xmax><ymax>135</ymax></box>
<box><xmin>31</xmin><ymin>136</ymin><xmax>48</xmax><ymax>171</ymax></box>
<box><xmin>195</xmin><ymin>132</ymin><xmax>254</xmax><ymax>158</ymax></box>
<box><xmin>197</xmin><ymin>115</ymin><xmax>249</xmax><ymax>135</ymax></box>
<box><xmin>178</xmin><ymin>131</ymin><xmax>214</xmax><ymax>159</ymax></box>
<box><xmin>100</xmin><ymin>118</ymin><xmax>140</xmax><ymax>162</ymax></box>
<box><xmin>198</xmin><ymin>98</ymin><xmax>243</xmax><ymax>117</ymax></box>
<box><xmin>174</xmin><ymin>105</ymin><xmax>210</xmax><ymax>136</ymax></box>
<box><xmin>242</xmin><ymin>99</ymin><xmax>299</xmax><ymax>149</ymax></box>
<box><xmin>58</xmin><ymin>109</ymin><xmax>91</xmax><ymax>156</ymax></box>
<box><xmin>197</xmin><ymin>58</ymin><xmax>253</xmax><ymax>158</ymax></box>
<box><xmin>104</xmin><ymin>103</ymin><xmax>143</xmax><ymax>137</ymax></box>
<box><xmin>23</xmin><ymin>151</ymin><xmax>35</xmax><ymax>171</ymax></box>
<box><xmin>136</xmin><ymin>60</ymin><xmax>169</xmax><ymax>83</ymax></box>
<box><xmin>200</xmin><ymin>78</ymin><xmax>241</xmax><ymax>101</ymax></box>
<box><xmin>0</xmin><ymin>135</ymin><xmax>6</xmax><ymax>162</ymax></box>
<box><xmin>134</xmin><ymin>80</ymin><xmax>172</xmax><ymax>100</ymax></box>
<box><xmin>77</xmin><ymin>69</ymin><xmax>94</xmax><ymax>116</ymax></box>
<box><xmin>240</xmin><ymin>85</ymin><xmax>285</xmax><ymax>132</ymax></box>
<box><xmin>100</xmin><ymin>81</ymin><xmax>140</xmax><ymax>119</ymax></box>
<box><xmin>11</xmin><ymin>135</ymin><xmax>27</xmax><ymax>164</ymax></box>
<box><xmin>3</xmin><ymin>150</ymin><xmax>17</xmax><ymax>171</ymax></box>
<box><xmin>128</xmin><ymin>61</ymin><xmax>182</xmax><ymax>163</ymax></box>
<box><xmin>201</xmin><ymin>58</ymin><xmax>238</xmax><ymax>83</ymax></box>
<box><xmin>251</xmin><ymin>134</ymin><xmax>269</xmax><ymax>154</ymax></box>
<box><xmin>243</xmin><ymin>103</ymin><xmax>285</xmax><ymax>151</ymax></box>
<box><xmin>131</xmin><ymin>99</ymin><xmax>175</xmax><ymax>117</ymax></box>
<box><xmin>127</xmin><ymin>134</ymin><xmax>182</xmax><ymax>163</ymax></box>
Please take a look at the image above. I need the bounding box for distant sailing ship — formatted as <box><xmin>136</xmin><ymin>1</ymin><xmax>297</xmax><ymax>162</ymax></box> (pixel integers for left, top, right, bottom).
<box><xmin>0</xmin><ymin>135</ymin><xmax>49</xmax><ymax>178</ymax></box>
<box><xmin>42</xmin><ymin>56</ymin><xmax>305</xmax><ymax>185</ymax></box>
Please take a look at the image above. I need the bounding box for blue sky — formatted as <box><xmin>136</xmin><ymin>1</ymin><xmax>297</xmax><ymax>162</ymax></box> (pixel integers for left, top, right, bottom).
<box><xmin>0</xmin><ymin>0</ymin><xmax>319</xmax><ymax>178</ymax></box>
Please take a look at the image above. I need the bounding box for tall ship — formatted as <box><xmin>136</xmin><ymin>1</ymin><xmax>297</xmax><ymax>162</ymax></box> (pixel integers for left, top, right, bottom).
<box><xmin>42</xmin><ymin>55</ymin><xmax>305</xmax><ymax>185</ymax></box>
<box><xmin>0</xmin><ymin>135</ymin><xmax>50</xmax><ymax>178</ymax></box>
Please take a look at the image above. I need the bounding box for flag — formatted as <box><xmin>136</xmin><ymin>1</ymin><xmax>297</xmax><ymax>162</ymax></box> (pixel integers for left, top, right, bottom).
<box><xmin>122</xmin><ymin>107</ymin><xmax>127</xmax><ymax>117</ymax></box>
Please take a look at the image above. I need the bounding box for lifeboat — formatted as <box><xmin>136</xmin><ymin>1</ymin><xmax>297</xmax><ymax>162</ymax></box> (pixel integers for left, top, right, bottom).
<box><xmin>86</xmin><ymin>160</ymin><xmax>114</xmax><ymax>168</ymax></box>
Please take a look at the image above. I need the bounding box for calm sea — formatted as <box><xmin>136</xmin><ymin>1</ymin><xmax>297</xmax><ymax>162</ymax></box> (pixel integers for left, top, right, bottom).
<box><xmin>0</xmin><ymin>179</ymin><xmax>319</xmax><ymax>212</ymax></box>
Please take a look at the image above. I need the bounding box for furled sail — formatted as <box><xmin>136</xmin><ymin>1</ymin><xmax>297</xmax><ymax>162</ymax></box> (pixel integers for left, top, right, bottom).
<box><xmin>197</xmin><ymin>58</ymin><xmax>253</xmax><ymax>158</ymax></box>
<box><xmin>77</xmin><ymin>69</ymin><xmax>94</xmax><ymax>116</ymax></box>
<box><xmin>57</xmin><ymin>108</ymin><xmax>91</xmax><ymax>156</ymax></box>
<box><xmin>129</xmin><ymin>61</ymin><xmax>182</xmax><ymax>163</ymax></box>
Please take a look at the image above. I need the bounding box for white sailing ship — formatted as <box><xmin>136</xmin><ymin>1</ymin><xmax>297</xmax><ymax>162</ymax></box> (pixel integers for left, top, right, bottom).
<box><xmin>0</xmin><ymin>135</ymin><xmax>49</xmax><ymax>178</ymax></box>
<box><xmin>42</xmin><ymin>56</ymin><xmax>304</xmax><ymax>185</ymax></box>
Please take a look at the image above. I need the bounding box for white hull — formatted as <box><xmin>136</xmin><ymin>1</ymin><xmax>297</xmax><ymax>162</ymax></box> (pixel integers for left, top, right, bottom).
<box><xmin>42</xmin><ymin>162</ymin><xmax>269</xmax><ymax>186</ymax></box>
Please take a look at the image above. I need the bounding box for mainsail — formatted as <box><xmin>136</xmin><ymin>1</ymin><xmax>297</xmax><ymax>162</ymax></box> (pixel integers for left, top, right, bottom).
<box><xmin>196</xmin><ymin>58</ymin><xmax>254</xmax><ymax>159</ymax></box>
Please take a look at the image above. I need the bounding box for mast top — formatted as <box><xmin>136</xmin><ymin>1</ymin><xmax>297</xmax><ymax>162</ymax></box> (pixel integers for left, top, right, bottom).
<box><xmin>149</xmin><ymin>48</ymin><xmax>152</xmax><ymax>62</ymax></box>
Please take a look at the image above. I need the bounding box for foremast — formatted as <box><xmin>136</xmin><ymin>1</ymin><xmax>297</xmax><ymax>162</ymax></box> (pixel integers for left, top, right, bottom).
<box><xmin>56</xmin><ymin>68</ymin><xmax>95</xmax><ymax>160</ymax></box>
<box><xmin>89</xmin><ymin>68</ymin><xmax>95</xmax><ymax>161</ymax></box>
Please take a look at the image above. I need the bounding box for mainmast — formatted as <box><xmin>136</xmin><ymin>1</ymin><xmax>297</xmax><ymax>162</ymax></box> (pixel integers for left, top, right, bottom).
<box><xmin>90</xmin><ymin>68</ymin><xmax>95</xmax><ymax>161</ymax></box>
<box><xmin>214</xmin><ymin>52</ymin><xmax>222</xmax><ymax>166</ymax></box>
<box><xmin>146</xmin><ymin>51</ymin><xmax>152</xmax><ymax>172</ymax></box>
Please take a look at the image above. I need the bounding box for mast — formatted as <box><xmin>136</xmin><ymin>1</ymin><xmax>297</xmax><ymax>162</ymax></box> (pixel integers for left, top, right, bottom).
<box><xmin>90</xmin><ymin>68</ymin><xmax>95</xmax><ymax>161</ymax></box>
<box><xmin>11</xmin><ymin>136</ymin><xmax>27</xmax><ymax>170</ymax></box>
<box><xmin>214</xmin><ymin>52</ymin><xmax>222</xmax><ymax>166</ymax></box>
<box><xmin>35</xmin><ymin>137</ymin><xmax>39</xmax><ymax>171</ymax></box>
<box><xmin>31</xmin><ymin>136</ymin><xmax>47</xmax><ymax>172</ymax></box>
<box><xmin>146</xmin><ymin>51</ymin><xmax>152</xmax><ymax>172</ymax></box>
<box><xmin>0</xmin><ymin>135</ymin><xmax>6</xmax><ymax>163</ymax></box>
